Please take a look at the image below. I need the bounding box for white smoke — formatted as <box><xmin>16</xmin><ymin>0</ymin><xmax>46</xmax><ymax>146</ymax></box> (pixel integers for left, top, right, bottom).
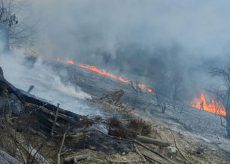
<box><xmin>23</xmin><ymin>0</ymin><xmax>230</xmax><ymax>59</ymax></box>
<box><xmin>0</xmin><ymin>49</ymin><xmax>104</xmax><ymax>116</ymax></box>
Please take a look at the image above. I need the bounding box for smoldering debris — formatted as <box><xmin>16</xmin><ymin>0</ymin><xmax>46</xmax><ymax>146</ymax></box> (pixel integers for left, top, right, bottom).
<box><xmin>1</xmin><ymin>54</ymin><xmax>230</xmax><ymax>163</ymax></box>
<box><xmin>1</xmin><ymin>66</ymin><xmax>209</xmax><ymax>163</ymax></box>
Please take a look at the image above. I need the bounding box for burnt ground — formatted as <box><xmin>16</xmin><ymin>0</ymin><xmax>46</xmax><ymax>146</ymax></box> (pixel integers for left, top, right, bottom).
<box><xmin>1</xmin><ymin>57</ymin><xmax>230</xmax><ymax>163</ymax></box>
<box><xmin>56</xmin><ymin>63</ymin><xmax>228</xmax><ymax>137</ymax></box>
<box><xmin>52</xmin><ymin>62</ymin><xmax>230</xmax><ymax>162</ymax></box>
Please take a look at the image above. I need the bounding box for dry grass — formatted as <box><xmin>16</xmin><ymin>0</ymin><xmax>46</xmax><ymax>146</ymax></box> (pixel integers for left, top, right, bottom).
<box><xmin>128</xmin><ymin>119</ymin><xmax>152</xmax><ymax>135</ymax></box>
<box><xmin>107</xmin><ymin>117</ymin><xmax>121</xmax><ymax>128</ymax></box>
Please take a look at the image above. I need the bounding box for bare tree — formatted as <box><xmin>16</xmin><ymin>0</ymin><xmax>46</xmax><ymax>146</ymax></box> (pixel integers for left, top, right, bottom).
<box><xmin>154</xmin><ymin>68</ymin><xmax>185</xmax><ymax>113</ymax></box>
<box><xmin>0</xmin><ymin>0</ymin><xmax>31</xmax><ymax>51</ymax></box>
<box><xmin>210</xmin><ymin>65</ymin><xmax>230</xmax><ymax>138</ymax></box>
<box><xmin>207</xmin><ymin>88</ymin><xmax>227</xmax><ymax>127</ymax></box>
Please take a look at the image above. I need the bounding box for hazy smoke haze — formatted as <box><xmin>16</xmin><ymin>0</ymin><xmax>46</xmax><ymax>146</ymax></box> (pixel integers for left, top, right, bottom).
<box><xmin>19</xmin><ymin>0</ymin><xmax>230</xmax><ymax>99</ymax></box>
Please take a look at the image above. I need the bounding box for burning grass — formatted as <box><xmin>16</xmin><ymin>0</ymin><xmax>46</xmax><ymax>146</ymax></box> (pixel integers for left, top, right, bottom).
<box><xmin>192</xmin><ymin>92</ymin><xmax>226</xmax><ymax>116</ymax></box>
<box><xmin>1</xmin><ymin>64</ymin><xmax>229</xmax><ymax>163</ymax></box>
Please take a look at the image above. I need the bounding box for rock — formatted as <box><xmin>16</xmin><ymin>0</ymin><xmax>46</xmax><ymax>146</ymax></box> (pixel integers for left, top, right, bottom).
<box><xmin>64</xmin><ymin>154</ymin><xmax>88</xmax><ymax>163</ymax></box>
<box><xmin>166</xmin><ymin>146</ymin><xmax>177</xmax><ymax>156</ymax></box>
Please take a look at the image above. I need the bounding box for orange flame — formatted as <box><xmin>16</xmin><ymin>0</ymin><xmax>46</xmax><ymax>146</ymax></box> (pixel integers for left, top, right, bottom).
<box><xmin>65</xmin><ymin>59</ymin><xmax>153</xmax><ymax>93</ymax></box>
<box><xmin>78</xmin><ymin>64</ymin><xmax>153</xmax><ymax>94</ymax></box>
<box><xmin>117</xmin><ymin>77</ymin><xmax>130</xmax><ymax>83</ymax></box>
<box><xmin>79</xmin><ymin>64</ymin><xmax>117</xmax><ymax>79</ymax></box>
<box><xmin>192</xmin><ymin>92</ymin><xmax>226</xmax><ymax>116</ymax></box>
<box><xmin>67</xmin><ymin>59</ymin><xmax>75</xmax><ymax>65</ymax></box>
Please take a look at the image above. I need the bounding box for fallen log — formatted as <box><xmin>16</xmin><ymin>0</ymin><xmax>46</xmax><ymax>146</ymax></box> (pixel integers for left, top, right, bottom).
<box><xmin>64</xmin><ymin>154</ymin><xmax>89</xmax><ymax>163</ymax></box>
<box><xmin>142</xmin><ymin>153</ymin><xmax>168</xmax><ymax>164</ymax></box>
<box><xmin>132</xmin><ymin>139</ymin><xmax>176</xmax><ymax>164</ymax></box>
<box><xmin>0</xmin><ymin>149</ymin><xmax>21</xmax><ymax>164</ymax></box>
<box><xmin>22</xmin><ymin>144</ymin><xmax>49</xmax><ymax>164</ymax></box>
<box><xmin>136</xmin><ymin>135</ymin><xmax>170</xmax><ymax>147</ymax></box>
<box><xmin>25</xmin><ymin>103</ymin><xmax>84</xmax><ymax>128</ymax></box>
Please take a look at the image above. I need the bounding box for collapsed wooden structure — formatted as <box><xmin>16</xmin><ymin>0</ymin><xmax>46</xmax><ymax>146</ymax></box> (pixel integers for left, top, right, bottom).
<box><xmin>0</xmin><ymin>66</ymin><xmax>181</xmax><ymax>164</ymax></box>
<box><xmin>0</xmin><ymin>66</ymin><xmax>136</xmax><ymax>163</ymax></box>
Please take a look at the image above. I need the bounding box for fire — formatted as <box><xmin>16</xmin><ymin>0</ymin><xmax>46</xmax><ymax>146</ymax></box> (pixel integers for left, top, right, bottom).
<box><xmin>78</xmin><ymin>64</ymin><xmax>153</xmax><ymax>94</ymax></box>
<box><xmin>192</xmin><ymin>92</ymin><xmax>226</xmax><ymax>116</ymax></box>
<box><xmin>38</xmin><ymin>57</ymin><xmax>228</xmax><ymax>115</ymax></box>
<box><xmin>63</xmin><ymin>58</ymin><xmax>153</xmax><ymax>93</ymax></box>
<box><xmin>117</xmin><ymin>77</ymin><xmax>130</xmax><ymax>83</ymax></box>
<box><xmin>79</xmin><ymin>64</ymin><xmax>117</xmax><ymax>79</ymax></box>
<box><xmin>67</xmin><ymin>59</ymin><xmax>75</xmax><ymax>65</ymax></box>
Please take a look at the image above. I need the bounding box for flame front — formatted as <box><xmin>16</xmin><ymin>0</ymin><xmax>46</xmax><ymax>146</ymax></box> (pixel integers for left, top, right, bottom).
<box><xmin>79</xmin><ymin>64</ymin><xmax>153</xmax><ymax>94</ymax></box>
<box><xmin>67</xmin><ymin>59</ymin><xmax>75</xmax><ymax>65</ymax></box>
<box><xmin>64</xmin><ymin>59</ymin><xmax>153</xmax><ymax>93</ymax></box>
<box><xmin>79</xmin><ymin>64</ymin><xmax>117</xmax><ymax>79</ymax></box>
<box><xmin>192</xmin><ymin>92</ymin><xmax>226</xmax><ymax>116</ymax></box>
<box><xmin>65</xmin><ymin>59</ymin><xmax>225</xmax><ymax>116</ymax></box>
<box><xmin>40</xmin><ymin>57</ymin><xmax>229</xmax><ymax>117</ymax></box>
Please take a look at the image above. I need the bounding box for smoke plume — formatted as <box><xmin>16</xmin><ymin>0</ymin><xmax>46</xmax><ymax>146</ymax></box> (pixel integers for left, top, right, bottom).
<box><xmin>19</xmin><ymin>0</ymin><xmax>230</xmax><ymax>100</ymax></box>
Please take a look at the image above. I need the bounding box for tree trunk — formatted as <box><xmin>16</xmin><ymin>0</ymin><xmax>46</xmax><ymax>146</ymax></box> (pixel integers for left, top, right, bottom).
<box><xmin>226</xmin><ymin>109</ymin><xmax>230</xmax><ymax>138</ymax></box>
<box><xmin>225</xmin><ymin>90</ymin><xmax>230</xmax><ymax>138</ymax></box>
<box><xmin>0</xmin><ymin>25</ymin><xmax>9</xmax><ymax>52</ymax></box>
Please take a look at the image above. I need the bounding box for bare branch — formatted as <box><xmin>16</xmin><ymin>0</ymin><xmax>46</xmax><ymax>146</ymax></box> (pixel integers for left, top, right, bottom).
<box><xmin>209</xmin><ymin>64</ymin><xmax>230</xmax><ymax>137</ymax></box>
